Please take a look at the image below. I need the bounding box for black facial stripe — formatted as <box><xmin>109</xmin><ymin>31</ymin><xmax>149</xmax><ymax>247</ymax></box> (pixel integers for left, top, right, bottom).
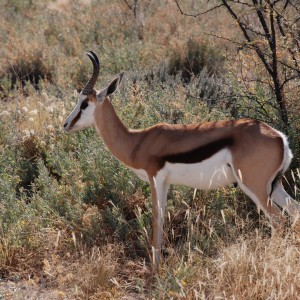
<box><xmin>162</xmin><ymin>137</ymin><xmax>234</xmax><ymax>164</ymax></box>
<box><xmin>69</xmin><ymin>110</ymin><xmax>81</xmax><ymax>129</ymax></box>
<box><xmin>80</xmin><ymin>99</ymin><xmax>89</xmax><ymax>110</ymax></box>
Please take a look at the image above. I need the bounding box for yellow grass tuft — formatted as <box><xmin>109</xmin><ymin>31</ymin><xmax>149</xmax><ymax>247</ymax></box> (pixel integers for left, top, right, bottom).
<box><xmin>153</xmin><ymin>230</ymin><xmax>300</xmax><ymax>300</ymax></box>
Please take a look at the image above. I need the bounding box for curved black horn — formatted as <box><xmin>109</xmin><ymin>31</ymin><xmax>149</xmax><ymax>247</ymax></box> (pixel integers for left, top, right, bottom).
<box><xmin>82</xmin><ymin>51</ymin><xmax>100</xmax><ymax>95</ymax></box>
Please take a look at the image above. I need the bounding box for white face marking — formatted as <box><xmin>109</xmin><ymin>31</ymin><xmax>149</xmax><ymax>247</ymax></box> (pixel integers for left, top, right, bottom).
<box><xmin>64</xmin><ymin>93</ymin><xmax>96</xmax><ymax>132</ymax></box>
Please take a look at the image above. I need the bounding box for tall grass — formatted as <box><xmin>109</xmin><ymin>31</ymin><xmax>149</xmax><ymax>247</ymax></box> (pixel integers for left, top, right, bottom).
<box><xmin>0</xmin><ymin>0</ymin><xmax>299</xmax><ymax>299</ymax></box>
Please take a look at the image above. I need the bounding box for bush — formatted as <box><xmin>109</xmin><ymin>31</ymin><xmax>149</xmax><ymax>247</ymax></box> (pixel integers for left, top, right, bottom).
<box><xmin>168</xmin><ymin>38</ymin><xmax>224</xmax><ymax>83</ymax></box>
<box><xmin>0</xmin><ymin>0</ymin><xmax>299</xmax><ymax>298</ymax></box>
<box><xmin>0</xmin><ymin>53</ymin><xmax>53</xmax><ymax>98</ymax></box>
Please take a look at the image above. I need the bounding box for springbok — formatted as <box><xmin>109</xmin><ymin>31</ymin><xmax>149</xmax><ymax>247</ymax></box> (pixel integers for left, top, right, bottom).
<box><xmin>64</xmin><ymin>51</ymin><xmax>299</xmax><ymax>270</ymax></box>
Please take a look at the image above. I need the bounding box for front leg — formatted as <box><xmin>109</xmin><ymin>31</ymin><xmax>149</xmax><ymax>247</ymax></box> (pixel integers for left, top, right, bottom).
<box><xmin>149</xmin><ymin>173</ymin><xmax>169</xmax><ymax>272</ymax></box>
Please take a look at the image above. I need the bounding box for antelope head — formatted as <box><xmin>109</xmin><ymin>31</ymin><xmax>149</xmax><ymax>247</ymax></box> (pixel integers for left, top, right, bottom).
<box><xmin>63</xmin><ymin>51</ymin><xmax>123</xmax><ymax>132</ymax></box>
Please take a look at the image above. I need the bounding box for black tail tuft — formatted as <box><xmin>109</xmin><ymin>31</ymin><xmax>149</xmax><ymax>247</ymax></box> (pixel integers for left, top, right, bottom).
<box><xmin>270</xmin><ymin>171</ymin><xmax>282</xmax><ymax>197</ymax></box>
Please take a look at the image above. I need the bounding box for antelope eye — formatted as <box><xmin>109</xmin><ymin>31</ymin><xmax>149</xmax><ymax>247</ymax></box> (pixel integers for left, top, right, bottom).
<box><xmin>80</xmin><ymin>101</ymin><xmax>88</xmax><ymax>110</ymax></box>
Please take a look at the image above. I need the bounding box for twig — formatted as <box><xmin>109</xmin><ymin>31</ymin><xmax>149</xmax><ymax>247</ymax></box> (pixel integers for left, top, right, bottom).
<box><xmin>174</xmin><ymin>0</ymin><xmax>224</xmax><ymax>17</ymax></box>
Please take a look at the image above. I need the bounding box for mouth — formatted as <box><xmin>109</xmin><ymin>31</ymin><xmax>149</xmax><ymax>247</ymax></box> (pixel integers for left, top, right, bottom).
<box><xmin>63</xmin><ymin>122</ymin><xmax>92</xmax><ymax>133</ymax></box>
<box><xmin>63</xmin><ymin>122</ymin><xmax>72</xmax><ymax>132</ymax></box>
<box><xmin>64</xmin><ymin>124</ymin><xmax>81</xmax><ymax>133</ymax></box>
<box><xmin>63</xmin><ymin>120</ymin><xmax>76</xmax><ymax>132</ymax></box>
<box><xmin>64</xmin><ymin>125</ymin><xmax>76</xmax><ymax>133</ymax></box>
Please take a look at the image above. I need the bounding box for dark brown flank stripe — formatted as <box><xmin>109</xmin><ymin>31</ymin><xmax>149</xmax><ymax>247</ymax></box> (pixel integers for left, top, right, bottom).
<box><xmin>162</xmin><ymin>137</ymin><xmax>234</xmax><ymax>165</ymax></box>
<box><xmin>69</xmin><ymin>110</ymin><xmax>81</xmax><ymax>129</ymax></box>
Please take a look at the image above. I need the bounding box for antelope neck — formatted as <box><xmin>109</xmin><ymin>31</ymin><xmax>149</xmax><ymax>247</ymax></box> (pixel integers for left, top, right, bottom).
<box><xmin>94</xmin><ymin>98</ymin><xmax>138</xmax><ymax>166</ymax></box>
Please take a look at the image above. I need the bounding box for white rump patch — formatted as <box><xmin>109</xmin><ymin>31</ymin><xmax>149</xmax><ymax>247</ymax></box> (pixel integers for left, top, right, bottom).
<box><xmin>274</xmin><ymin>129</ymin><xmax>293</xmax><ymax>173</ymax></box>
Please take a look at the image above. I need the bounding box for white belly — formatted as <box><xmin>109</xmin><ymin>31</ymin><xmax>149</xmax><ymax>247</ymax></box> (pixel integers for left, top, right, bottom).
<box><xmin>131</xmin><ymin>149</ymin><xmax>235</xmax><ymax>190</ymax></box>
<box><xmin>162</xmin><ymin>149</ymin><xmax>234</xmax><ymax>189</ymax></box>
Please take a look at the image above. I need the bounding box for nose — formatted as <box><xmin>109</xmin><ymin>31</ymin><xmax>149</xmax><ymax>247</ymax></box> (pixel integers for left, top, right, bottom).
<box><xmin>63</xmin><ymin>122</ymin><xmax>68</xmax><ymax>128</ymax></box>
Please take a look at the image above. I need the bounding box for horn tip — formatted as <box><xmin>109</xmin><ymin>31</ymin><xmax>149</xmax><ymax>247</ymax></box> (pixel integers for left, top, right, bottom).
<box><xmin>119</xmin><ymin>72</ymin><xmax>124</xmax><ymax>81</ymax></box>
<box><xmin>86</xmin><ymin>51</ymin><xmax>100</xmax><ymax>67</ymax></box>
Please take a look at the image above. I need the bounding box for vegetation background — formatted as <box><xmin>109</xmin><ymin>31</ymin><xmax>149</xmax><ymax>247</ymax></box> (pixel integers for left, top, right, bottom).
<box><xmin>0</xmin><ymin>0</ymin><xmax>299</xmax><ymax>299</ymax></box>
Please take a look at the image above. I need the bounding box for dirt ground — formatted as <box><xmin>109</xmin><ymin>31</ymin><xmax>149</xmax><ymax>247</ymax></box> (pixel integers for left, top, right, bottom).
<box><xmin>0</xmin><ymin>279</ymin><xmax>141</xmax><ymax>300</ymax></box>
<box><xmin>0</xmin><ymin>279</ymin><xmax>75</xmax><ymax>300</ymax></box>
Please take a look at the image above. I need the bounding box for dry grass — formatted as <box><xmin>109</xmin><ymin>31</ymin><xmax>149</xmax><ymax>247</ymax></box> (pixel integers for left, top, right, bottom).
<box><xmin>214</xmin><ymin>233</ymin><xmax>300</xmax><ymax>299</ymax></box>
<box><xmin>0</xmin><ymin>0</ymin><xmax>299</xmax><ymax>299</ymax></box>
<box><xmin>0</xmin><ymin>226</ymin><xmax>125</xmax><ymax>299</ymax></box>
<box><xmin>1</xmin><ymin>228</ymin><xmax>300</xmax><ymax>299</ymax></box>
<box><xmin>1</xmin><ymin>66</ymin><xmax>299</xmax><ymax>300</ymax></box>
<box><xmin>150</xmin><ymin>230</ymin><xmax>300</xmax><ymax>300</ymax></box>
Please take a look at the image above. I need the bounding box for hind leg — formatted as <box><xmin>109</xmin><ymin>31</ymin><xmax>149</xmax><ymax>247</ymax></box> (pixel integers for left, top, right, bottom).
<box><xmin>239</xmin><ymin>181</ymin><xmax>284</xmax><ymax>232</ymax></box>
<box><xmin>271</xmin><ymin>182</ymin><xmax>300</xmax><ymax>227</ymax></box>
<box><xmin>231</xmin><ymin>168</ymin><xmax>285</xmax><ymax>232</ymax></box>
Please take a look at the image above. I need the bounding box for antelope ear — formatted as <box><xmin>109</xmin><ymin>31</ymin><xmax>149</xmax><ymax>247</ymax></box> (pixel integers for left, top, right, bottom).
<box><xmin>96</xmin><ymin>72</ymin><xmax>124</xmax><ymax>102</ymax></box>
